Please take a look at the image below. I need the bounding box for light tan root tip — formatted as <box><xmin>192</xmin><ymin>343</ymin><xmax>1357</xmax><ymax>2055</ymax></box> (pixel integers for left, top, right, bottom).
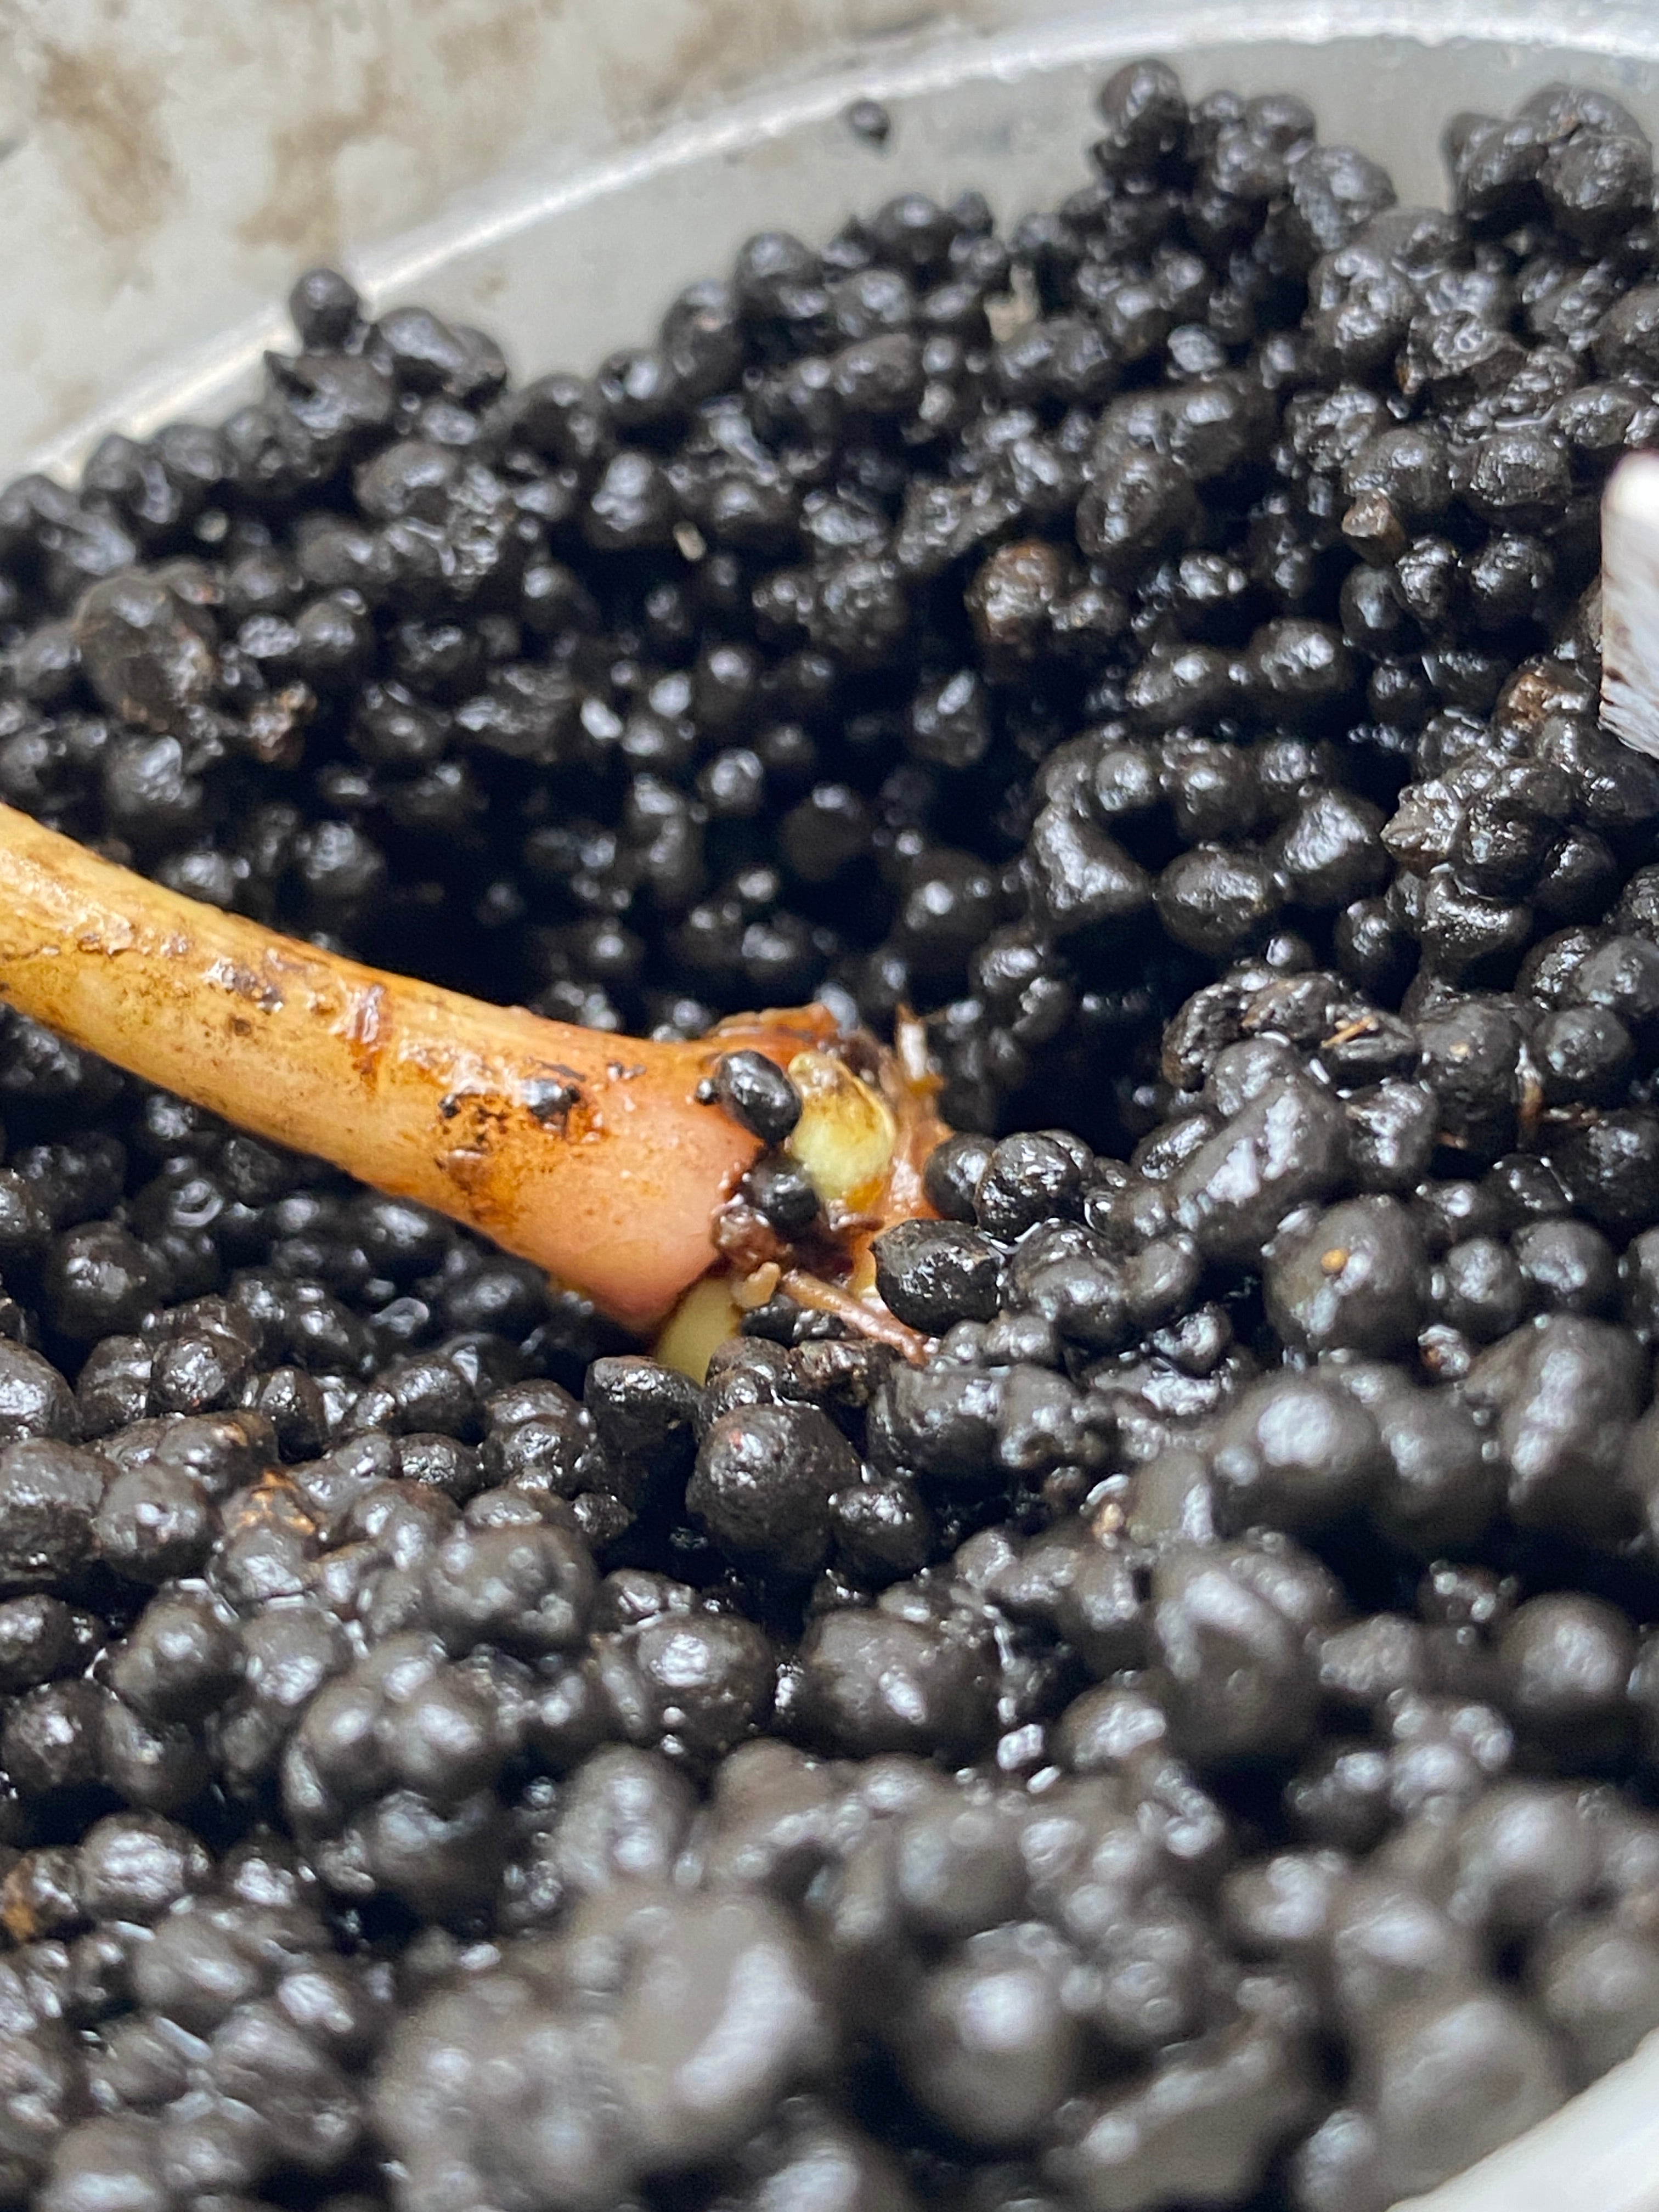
<box><xmin>778</xmin><ymin>1269</ymin><xmax>931</xmax><ymax>1362</ymax></box>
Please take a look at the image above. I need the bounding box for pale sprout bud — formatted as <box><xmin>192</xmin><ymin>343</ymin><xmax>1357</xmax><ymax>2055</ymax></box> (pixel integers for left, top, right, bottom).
<box><xmin>785</xmin><ymin>1051</ymin><xmax>898</xmax><ymax>1216</ymax></box>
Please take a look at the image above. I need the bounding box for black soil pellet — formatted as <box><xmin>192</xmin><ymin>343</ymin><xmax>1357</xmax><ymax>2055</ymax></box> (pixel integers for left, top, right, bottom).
<box><xmin>710</xmin><ymin>1047</ymin><xmax>803</xmax><ymax>1143</ymax></box>
<box><xmin>4</xmin><ymin>55</ymin><xmax>1659</xmax><ymax>2212</ymax></box>
<box><xmin>845</xmin><ymin>97</ymin><xmax>894</xmax><ymax>147</ymax></box>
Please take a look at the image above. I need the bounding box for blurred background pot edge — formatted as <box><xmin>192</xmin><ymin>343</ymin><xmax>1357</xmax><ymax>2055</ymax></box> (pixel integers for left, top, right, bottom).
<box><xmin>5</xmin><ymin>0</ymin><xmax>1659</xmax><ymax>477</ymax></box>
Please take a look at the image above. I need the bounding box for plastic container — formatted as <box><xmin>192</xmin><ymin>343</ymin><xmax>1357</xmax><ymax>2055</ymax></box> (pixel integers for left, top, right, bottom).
<box><xmin>7</xmin><ymin>3</ymin><xmax>1659</xmax><ymax>2203</ymax></box>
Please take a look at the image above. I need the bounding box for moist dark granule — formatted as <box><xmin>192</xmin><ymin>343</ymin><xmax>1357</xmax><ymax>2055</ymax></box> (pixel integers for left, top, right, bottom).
<box><xmin>5</xmin><ymin>55</ymin><xmax>1659</xmax><ymax>2212</ymax></box>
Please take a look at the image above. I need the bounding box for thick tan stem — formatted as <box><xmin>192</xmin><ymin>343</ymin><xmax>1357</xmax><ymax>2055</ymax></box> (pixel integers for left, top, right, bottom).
<box><xmin>0</xmin><ymin>802</ymin><xmax>837</xmax><ymax>1330</ymax></box>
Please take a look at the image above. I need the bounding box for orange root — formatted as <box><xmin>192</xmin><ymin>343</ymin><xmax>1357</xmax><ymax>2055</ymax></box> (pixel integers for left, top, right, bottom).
<box><xmin>0</xmin><ymin>804</ymin><xmax>951</xmax><ymax>1345</ymax></box>
<box><xmin>0</xmin><ymin>802</ymin><xmax>838</xmax><ymax>1331</ymax></box>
